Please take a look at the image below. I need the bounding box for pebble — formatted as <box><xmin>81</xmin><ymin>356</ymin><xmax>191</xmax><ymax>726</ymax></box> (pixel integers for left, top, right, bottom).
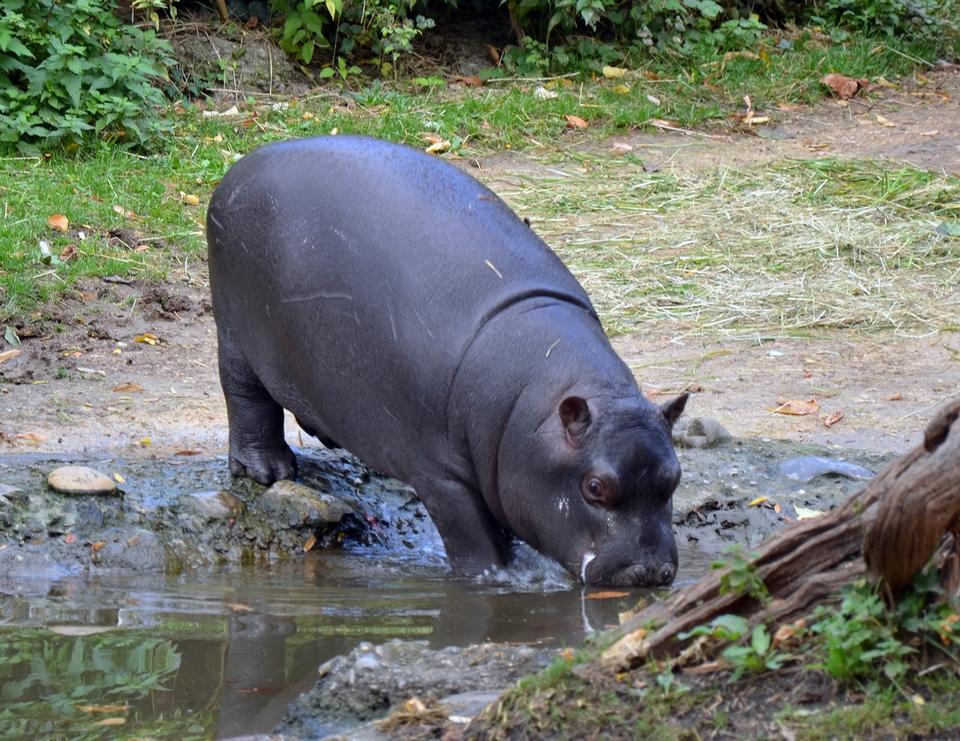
<box><xmin>673</xmin><ymin>416</ymin><xmax>732</xmax><ymax>449</ymax></box>
<box><xmin>47</xmin><ymin>466</ymin><xmax>116</xmax><ymax>495</ymax></box>
<box><xmin>184</xmin><ymin>490</ymin><xmax>243</xmax><ymax>520</ymax></box>
<box><xmin>258</xmin><ymin>480</ymin><xmax>354</xmax><ymax>528</ymax></box>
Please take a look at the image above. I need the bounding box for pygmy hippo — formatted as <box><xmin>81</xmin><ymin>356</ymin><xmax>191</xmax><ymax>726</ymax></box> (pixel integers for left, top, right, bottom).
<box><xmin>206</xmin><ymin>136</ymin><xmax>687</xmax><ymax>586</ymax></box>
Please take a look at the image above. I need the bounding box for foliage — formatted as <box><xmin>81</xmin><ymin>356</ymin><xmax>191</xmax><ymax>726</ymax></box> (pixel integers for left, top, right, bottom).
<box><xmin>809</xmin><ymin>0</ymin><xmax>960</xmax><ymax>49</ymax></box>
<box><xmin>810</xmin><ymin>570</ymin><xmax>957</xmax><ymax>686</ymax></box>
<box><xmin>0</xmin><ymin>0</ymin><xmax>176</xmax><ymax>152</ymax></box>
<box><xmin>711</xmin><ymin>544</ymin><xmax>770</xmax><ymax>602</ymax></box>
<box><xmin>269</xmin><ymin>0</ymin><xmax>440</xmax><ymax>73</ymax></box>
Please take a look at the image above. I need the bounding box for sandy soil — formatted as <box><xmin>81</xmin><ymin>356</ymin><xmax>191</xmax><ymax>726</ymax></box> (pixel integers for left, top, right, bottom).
<box><xmin>2</xmin><ymin>69</ymin><xmax>958</xmax><ymax>459</ymax></box>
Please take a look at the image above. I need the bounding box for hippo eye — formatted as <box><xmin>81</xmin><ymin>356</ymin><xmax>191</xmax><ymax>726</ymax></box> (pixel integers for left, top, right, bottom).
<box><xmin>582</xmin><ymin>477</ymin><xmax>606</xmax><ymax>506</ymax></box>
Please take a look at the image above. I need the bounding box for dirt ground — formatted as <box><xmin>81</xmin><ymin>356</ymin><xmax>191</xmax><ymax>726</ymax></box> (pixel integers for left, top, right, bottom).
<box><xmin>2</xmin><ymin>69</ymin><xmax>958</xmax><ymax>459</ymax></box>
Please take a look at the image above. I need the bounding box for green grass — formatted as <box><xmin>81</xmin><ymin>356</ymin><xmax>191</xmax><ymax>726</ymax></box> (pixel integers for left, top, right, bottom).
<box><xmin>0</xmin><ymin>28</ymin><xmax>953</xmax><ymax>327</ymax></box>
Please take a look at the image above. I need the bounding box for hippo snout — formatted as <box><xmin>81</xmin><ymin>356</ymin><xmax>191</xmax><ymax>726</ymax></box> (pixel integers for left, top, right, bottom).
<box><xmin>593</xmin><ymin>559</ymin><xmax>677</xmax><ymax>588</ymax></box>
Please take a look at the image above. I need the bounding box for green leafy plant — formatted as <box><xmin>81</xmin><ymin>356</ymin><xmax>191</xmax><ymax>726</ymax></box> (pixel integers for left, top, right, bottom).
<box><xmin>722</xmin><ymin>623</ymin><xmax>791</xmax><ymax>681</ymax></box>
<box><xmin>0</xmin><ymin>0</ymin><xmax>175</xmax><ymax>151</ymax></box>
<box><xmin>271</xmin><ymin>0</ymin><xmax>336</xmax><ymax>64</ymax></box>
<box><xmin>810</xmin><ymin>0</ymin><xmax>959</xmax><ymax>47</ymax></box>
<box><xmin>711</xmin><ymin>544</ymin><xmax>770</xmax><ymax>602</ymax></box>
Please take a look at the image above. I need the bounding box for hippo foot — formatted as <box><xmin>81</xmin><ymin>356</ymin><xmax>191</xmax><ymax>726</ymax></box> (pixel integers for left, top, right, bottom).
<box><xmin>229</xmin><ymin>445</ymin><xmax>297</xmax><ymax>485</ymax></box>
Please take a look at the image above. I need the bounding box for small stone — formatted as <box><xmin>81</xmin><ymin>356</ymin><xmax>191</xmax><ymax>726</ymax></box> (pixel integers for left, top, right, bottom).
<box><xmin>47</xmin><ymin>466</ymin><xmax>116</xmax><ymax>495</ymax></box>
<box><xmin>183</xmin><ymin>490</ymin><xmax>243</xmax><ymax>520</ymax></box>
<box><xmin>672</xmin><ymin>417</ymin><xmax>731</xmax><ymax>449</ymax></box>
<box><xmin>257</xmin><ymin>480</ymin><xmax>354</xmax><ymax>528</ymax></box>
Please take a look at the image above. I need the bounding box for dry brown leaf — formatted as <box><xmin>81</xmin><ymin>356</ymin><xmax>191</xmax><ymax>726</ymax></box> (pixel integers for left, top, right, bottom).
<box><xmin>112</xmin><ymin>204</ymin><xmax>137</xmax><ymax>219</ymax></box>
<box><xmin>59</xmin><ymin>244</ymin><xmax>77</xmax><ymax>261</ymax></box>
<box><xmin>487</xmin><ymin>45</ymin><xmax>501</xmax><ymax>66</ymax></box>
<box><xmin>174</xmin><ymin>448</ymin><xmax>203</xmax><ymax>456</ymax></box>
<box><xmin>648</xmin><ymin>119</ymin><xmax>681</xmax><ymax>130</ymax></box>
<box><xmin>887</xmin><ymin>393</ymin><xmax>904</xmax><ymax>401</ymax></box>
<box><xmin>451</xmin><ymin>75</ymin><xmax>483</xmax><ymax>87</ymax></box>
<box><xmin>823</xmin><ymin>411</ymin><xmax>845</xmax><ymax>428</ymax></box>
<box><xmin>772</xmin><ymin>398</ymin><xmax>820</xmax><ymax>416</ymax></box>
<box><xmin>585</xmin><ymin>590</ymin><xmax>630</xmax><ymax>600</ymax></box>
<box><xmin>749</xmin><ymin>496</ymin><xmax>769</xmax><ymax>507</ymax></box>
<box><xmin>182</xmin><ymin>193</ymin><xmax>201</xmax><ymax>206</ymax></box>
<box><xmin>228</xmin><ymin>602</ymin><xmax>255</xmax><ymax>613</ymax></box>
<box><xmin>303</xmin><ymin>534</ymin><xmax>317</xmax><ymax>551</ymax></box>
<box><xmin>47</xmin><ymin>213</ymin><xmax>69</xmax><ymax>232</ymax></box>
<box><xmin>14</xmin><ymin>432</ymin><xmax>48</xmax><ymax>444</ymax></box>
<box><xmin>112</xmin><ymin>382</ymin><xmax>144</xmax><ymax>393</ymax></box>
<box><xmin>820</xmin><ymin>73</ymin><xmax>868</xmax><ymax>99</ymax></box>
<box><xmin>91</xmin><ymin>541</ymin><xmax>106</xmax><ymax>553</ymax></box>
<box><xmin>425</xmin><ymin>139</ymin><xmax>452</xmax><ymax>155</ymax></box>
<box><xmin>0</xmin><ymin>349</ymin><xmax>21</xmax><ymax>364</ymax></box>
<box><xmin>610</xmin><ymin>142</ymin><xmax>633</xmax><ymax>156</ymax></box>
<box><xmin>875</xmin><ymin>114</ymin><xmax>896</xmax><ymax>128</ymax></box>
<box><xmin>564</xmin><ymin>114</ymin><xmax>588</xmax><ymax>130</ymax></box>
<box><xmin>773</xmin><ymin>619</ymin><xmax>805</xmax><ymax>647</ymax></box>
<box><xmin>134</xmin><ymin>332</ymin><xmax>159</xmax><ymax>345</ymax></box>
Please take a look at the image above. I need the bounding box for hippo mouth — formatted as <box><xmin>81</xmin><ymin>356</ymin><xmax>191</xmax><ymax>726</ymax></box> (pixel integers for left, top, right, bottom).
<box><xmin>580</xmin><ymin>552</ymin><xmax>677</xmax><ymax>588</ymax></box>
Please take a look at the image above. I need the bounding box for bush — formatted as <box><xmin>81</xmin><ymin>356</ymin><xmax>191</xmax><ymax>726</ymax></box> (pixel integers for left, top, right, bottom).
<box><xmin>809</xmin><ymin>0</ymin><xmax>960</xmax><ymax>50</ymax></box>
<box><xmin>0</xmin><ymin>0</ymin><xmax>175</xmax><ymax>152</ymax></box>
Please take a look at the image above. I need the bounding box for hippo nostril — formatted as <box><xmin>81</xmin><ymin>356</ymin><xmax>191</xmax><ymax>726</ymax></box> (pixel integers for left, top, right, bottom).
<box><xmin>657</xmin><ymin>562</ymin><xmax>677</xmax><ymax>585</ymax></box>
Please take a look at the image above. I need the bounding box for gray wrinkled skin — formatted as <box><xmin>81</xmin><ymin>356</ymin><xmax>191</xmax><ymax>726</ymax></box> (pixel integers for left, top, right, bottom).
<box><xmin>207</xmin><ymin>136</ymin><xmax>687</xmax><ymax>586</ymax></box>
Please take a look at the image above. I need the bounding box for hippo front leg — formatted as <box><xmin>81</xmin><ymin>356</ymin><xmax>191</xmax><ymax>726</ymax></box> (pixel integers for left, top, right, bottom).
<box><xmin>218</xmin><ymin>335</ymin><xmax>296</xmax><ymax>485</ymax></box>
<box><xmin>413</xmin><ymin>476</ymin><xmax>511</xmax><ymax>576</ymax></box>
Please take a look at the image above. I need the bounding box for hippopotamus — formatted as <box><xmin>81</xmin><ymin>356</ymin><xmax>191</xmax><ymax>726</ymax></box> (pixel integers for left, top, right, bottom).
<box><xmin>206</xmin><ymin>136</ymin><xmax>688</xmax><ymax>586</ymax></box>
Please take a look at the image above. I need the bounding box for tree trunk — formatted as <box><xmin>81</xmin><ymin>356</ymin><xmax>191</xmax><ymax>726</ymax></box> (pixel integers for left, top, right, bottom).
<box><xmin>603</xmin><ymin>397</ymin><xmax>960</xmax><ymax>673</ymax></box>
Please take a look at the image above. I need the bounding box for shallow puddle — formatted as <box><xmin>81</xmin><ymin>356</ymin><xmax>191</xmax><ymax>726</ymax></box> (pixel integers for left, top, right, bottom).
<box><xmin>0</xmin><ymin>543</ymin><xmax>713</xmax><ymax>739</ymax></box>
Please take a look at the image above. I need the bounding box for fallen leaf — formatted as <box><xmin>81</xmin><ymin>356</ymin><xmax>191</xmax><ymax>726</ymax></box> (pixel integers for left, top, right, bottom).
<box><xmin>912</xmin><ymin>694</ymin><xmax>926</xmax><ymax>706</ymax></box>
<box><xmin>610</xmin><ymin>142</ymin><xmax>633</xmax><ymax>156</ymax></box>
<box><xmin>887</xmin><ymin>392</ymin><xmax>904</xmax><ymax>401</ymax></box>
<box><xmin>682</xmin><ymin>660</ymin><xmax>728</xmax><ymax>675</ymax></box>
<box><xmin>487</xmin><ymin>45</ymin><xmax>501</xmax><ymax>66</ymax></box>
<box><xmin>612</xmin><ymin>84</ymin><xmax>631</xmax><ymax>95</ymax></box>
<box><xmin>602</xmin><ymin>65</ymin><xmax>628</xmax><ymax>79</ymax></box>
<box><xmin>648</xmin><ymin>118</ymin><xmax>681</xmax><ymax>130</ymax></box>
<box><xmin>920</xmin><ymin>129</ymin><xmax>939</xmax><ymax>137</ymax></box>
<box><xmin>47</xmin><ymin>213</ymin><xmax>69</xmax><ymax>232</ymax></box>
<box><xmin>59</xmin><ymin>244</ymin><xmax>77</xmax><ymax>261</ymax></box>
<box><xmin>14</xmin><ymin>432</ymin><xmax>48</xmax><ymax>445</ymax></box>
<box><xmin>113</xmin><ymin>472</ymin><xmax>125</xmax><ymax>484</ymax></box>
<box><xmin>65</xmin><ymin>532</ymin><xmax>77</xmax><ymax>544</ymax></box>
<box><xmin>91</xmin><ymin>541</ymin><xmax>106</xmax><ymax>553</ymax></box>
<box><xmin>425</xmin><ymin>139</ymin><xmax>452</xmax><ymax>155</ymax></box>
<box><xmin>0</xmin><ymin>348</ymin><xmax>21</xmax><ymax>364</ymax></box>
<box><xmin>772</xmin><ymin>398</ymin><xmax>820</xmax><ymax>416</ymax></box>
<box><xmin>174</xmin><ymin>448</ymin><xmax>203</xmax><ymax>456</ymax></box>
<box><xmin>820</xmin><ymin>72</ymin><xmax>868</xmax><ymax>99</ymax></box>
<box><xmin>774</xmin><ymin>503</ymin><xmax>782</xmax><ymax>514</ymax></box>
<box><xmin>138</xmin><ymin>437</ymin><xmax>151</xmax><ymax>447</ymax></box>
<box><xmin>228</xmin><ymin>602</ymin><xmax>255</xmax><ymax>613</ymax></box>
<box><xmin>112</xmin><ymin>382</ymin><xmax>144</xmax><ymax>393</ymax></box>
<box><xmin>749</xmin><ymin>496</ymin><xmax>769</xmax><ymax>507</ymax></box>
<box><xmin>875</xmin><ymin>114</ymin><xmax>896</xmax><ymax>128</ymax></box>
<box><xmin>303</xmin><ymin>534</ymin><xmax>317</xmax><ymax>551</ymax></box>
<box><xmin>182</xmin><ymin>193</ymin><xmax>201</xmax><ymax>205</ymax></box>
<box><xmin>795</xmin><ymin>506</ymin><xmax>823</xmax><ymax>520</ymax></box>
<box><xmin>773</xmin><ymin>619</ymin><xmax>805</xmax><ymax>646</ymax></box>
<box><xmin>134</xmin><ymin>333</ymin><xmax>159</xmax><ymax>345</ymax></box>
<box><xmin>564</xmin><ymin>114</ymin><xmax>588</xmax><ymax>129</ymax></box>
<box><xmin>452</xmin><ymin>75</ymin><xmax>483</xmax><ymax>87</ymax></box>
<box><xmin>112</xmin><ymin>204</ymin><xmax>137</xmax><ymax>219</ymax></box>
<box><xmin>3</xmin><ymin>325</ymin><xmax>19</xmax><ymax>347</ymax></box>
<box><xmin>560</xmin><ymin>647</ymin><xmax>575</xmax><ymax>661</ymax></box>
<box><xmin>585</xmin><ymin>590</ymin><xmax>630</xmax><ymax>600</ymax></box>
<box><xmin>823</xmin><ymin>411</ymin><xmax>845</xmax><ymax>428</ymax></box>
<box><xmin>77</xmin><ymin>704</ymin><xmax>129</xmax><ymax>714</ymax></box>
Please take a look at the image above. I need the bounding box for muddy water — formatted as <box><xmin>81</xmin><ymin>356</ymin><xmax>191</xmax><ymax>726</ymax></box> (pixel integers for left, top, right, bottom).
<box><xmin>0</xmin><ymin>551</ymin><xmax>697</xmax><ymax>738</ymax></box>
<box><xmin>0</xmin><ymin>439</ymin><xmax>890</xmax><ymax>739</ymax></box>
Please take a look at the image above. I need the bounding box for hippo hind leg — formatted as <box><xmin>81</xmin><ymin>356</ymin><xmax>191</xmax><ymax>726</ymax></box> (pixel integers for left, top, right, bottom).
<box><xmin>218</xmin><ymin>334</ymin><xmax>296</xmax><ymax>485</ymax></box>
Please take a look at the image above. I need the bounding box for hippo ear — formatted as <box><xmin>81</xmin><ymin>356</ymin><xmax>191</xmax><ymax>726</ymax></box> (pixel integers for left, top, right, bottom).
<box><xmin>559</xmin><ymin>396</ymin><xmax>591</xmax><ymax>445</ymax></box>
<box><xmin>661</xmin><ymin>393</ymin><xmax>689</xmax><ymax>429</ymax></box>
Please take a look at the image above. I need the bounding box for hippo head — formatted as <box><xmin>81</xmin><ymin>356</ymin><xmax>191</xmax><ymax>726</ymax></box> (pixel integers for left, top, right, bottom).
<box><xmin>497</xmin><ymin>391</ymin><xmax>687</xmax><ymax>587</ymax></box>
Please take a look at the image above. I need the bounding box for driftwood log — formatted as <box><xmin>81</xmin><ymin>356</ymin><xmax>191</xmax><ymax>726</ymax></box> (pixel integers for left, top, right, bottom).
<box><xmin>603</xmin><ymin>397</ymin><xmax>960</xmax><ymax>672</ymax></box>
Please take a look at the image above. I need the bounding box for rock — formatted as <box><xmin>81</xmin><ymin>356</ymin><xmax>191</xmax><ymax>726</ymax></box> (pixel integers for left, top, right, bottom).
<box><xmin>47</xmin><ymin>466</ymin><xmax>117</xmax><ymax>495</ymax></box>
<box><xmin>257</xmin><ymin>480</ymin><xmax>355</xmax><ymax>529</ymax></box>
<box><xmin>779</xmin><ymin>455</ymin><xmax>874</xmax><ymax>483</ymax></box>
<box><xmin>673</xmin><ymin>416</ymin><xmax>731</xmax><ymax>449</ymax></box>
<box><xmin>275</xmin><ymin>640</ymin><xmax>555</xmax><ymax>738</ymax></box>
<box><xmin>183</xmin><ymin>490</ymin><xmax>243</xmax><ymax>521</ymax></box>
<box><xmin>95</xmin><ymin>529</ymin><xmax>167</xmax><ymax>572</ymax></box>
